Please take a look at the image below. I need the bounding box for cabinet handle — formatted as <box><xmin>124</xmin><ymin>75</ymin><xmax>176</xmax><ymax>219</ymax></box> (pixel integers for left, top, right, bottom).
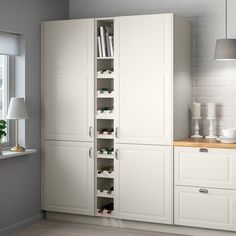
<box><xmin>89</xmin><ymin>147</ymin><xmax>93</xmax><ymax>158</ymax></box>
<box><xmin>115</xmin><ymin>149</ymin><xmax>119</xmax><ymax>160</ymax></box>
<box><xmin>115</xmin><ymin>127</ymin><xmax>119</xmax><ymax>138</ymax></box>
<box><xmin>89</xmin><ymin>126</ymin><xmax>93</xmax><ymax>137</ymax></box>
<box><xmin>199</xmin><ymin>189</ymin><xmax>208</xmax><ymax>194</ymax></box>
<box><xmin>199</xmin><ymin>148</ymin><xmax>208</xmax><ymax>153</ymax></box>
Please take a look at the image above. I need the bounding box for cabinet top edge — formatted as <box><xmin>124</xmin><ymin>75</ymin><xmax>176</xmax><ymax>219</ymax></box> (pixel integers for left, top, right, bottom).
<box><xmin>41</xmin><ymin>18</ymin><xmax>94</xmax><ymax>24</ymax></box>
<box><xmin>42</xmin><ymin>13</ymin><xmax>186</xmax><ymax>24</ymax></box>
<box><xmin>102</xmin><ymin>13</ymin><xmax>176</xmax><ymax>20</ymax></box>
<box><xmin>95</xmin><ymin>17</ymin><xmax>115</xmax><ymax>21</ymax></box>
<box><xmin>174</xmin><ymin>138</ymin><xmax>236</xmax><ymax>149</ymax></box>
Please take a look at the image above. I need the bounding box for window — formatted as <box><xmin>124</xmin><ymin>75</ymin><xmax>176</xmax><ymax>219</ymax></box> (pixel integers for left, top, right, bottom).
<box><xmin>0</xmin><ymin>31</ymin><xmax>18</xmax><ymax>146</ymax></box>
<box><xmin>0</xmin><ymin>55</ymin><xmax>9</xmax><ymax>119</ymax></box>
<box><xmin>0</xmin><ymin>55</ymin><xmax>14</xmax><ymax>144</ymax></box>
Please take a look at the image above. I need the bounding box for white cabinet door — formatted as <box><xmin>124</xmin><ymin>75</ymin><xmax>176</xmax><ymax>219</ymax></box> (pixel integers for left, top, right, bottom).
<box><xmin>174</xmin><ymin>186</ymin><xmax>236</xmax><ymax>231</ymax></box>
<box><xmin>42</xmin><ymin>19</ymin><xmax>94</xmax><ymax>142</ymax></box>
<box><xmin>114</xmin><ymin>14</ymin><xmax>172</xmax><ymax>145</ymax></box>
<box><xmin>114</xmin><ymin>144</ymin><xmax>172</xmax><ymax>224</ymax></box>
<box><xmin>42</xmin><ymin>141</ymin><xmax>94</xmax><ymax>216</ymax></box>
<box><xmin>175</xmin><ymin>147</ymin><xmax>236</xmax><ymax>189</ymax></box>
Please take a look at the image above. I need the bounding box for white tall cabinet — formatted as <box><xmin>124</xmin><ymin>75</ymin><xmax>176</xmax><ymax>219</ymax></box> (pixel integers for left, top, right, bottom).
<box><xmin>113</xmin><ymin>14</ymin><xmax>191</xmax><ymax>224</ymax></box>
<box><xmin>41</xmin><ymin>19</ymin><xmax>95</xmax><ymax>215</ymax></box>
<box><xmin>41</xmin><ymin>14</ymin><xmax>192</xmax><ymax>225</ymax></box>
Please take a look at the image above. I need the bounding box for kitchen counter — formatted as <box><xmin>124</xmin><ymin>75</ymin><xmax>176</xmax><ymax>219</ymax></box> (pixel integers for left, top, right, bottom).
<box><xmin>174</xmin><ymin>138</ymin><xmax>236</xmax><ymax>149</ymax></box>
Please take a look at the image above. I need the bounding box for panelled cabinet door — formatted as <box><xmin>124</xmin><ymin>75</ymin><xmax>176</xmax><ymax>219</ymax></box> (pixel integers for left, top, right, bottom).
<box><xmin>42</xmin><ymin>19</ymin><xmax>94</xmax><ymax>142</ymax></box>
<box><xmin>174</xmin><ymin>186</ymin><xmax>236</xmax><ymax>231</ymax></box>
<box><xmin>42</xmin><ymin>141</ymin><xmax>94</xmax><ymax>216</ymax></box>
<box><xmin>114</xmin><ymin>144</ymin><xmax>173</xmax><ymax>224</ymax></box>
<box><xmin>114</xmin><ymin>14</ymin><xmax>172</xmax><ymax>145</ymax></box>
<box><xmin>175</xmin><ymin>147</ymin><xmax>236</xmax><ymax>189</ymax></box>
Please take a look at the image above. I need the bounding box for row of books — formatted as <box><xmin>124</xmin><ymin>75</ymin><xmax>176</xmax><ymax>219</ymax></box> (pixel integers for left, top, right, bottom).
<box><xmin>97</xmin><ymin>26</ymin><xmax>114</xmax><ymax>58</ymax></box>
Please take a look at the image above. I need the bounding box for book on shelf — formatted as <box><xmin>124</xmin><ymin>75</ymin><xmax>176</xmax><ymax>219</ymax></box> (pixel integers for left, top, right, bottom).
<box><xmin>105</xmin><ymin>32</ymin><xmax>111</xmax><ymax>57</ymax></box>
<box><xmin>109</xmin><ymin>36</ymin><xmax>114</xmax><ymax>57</ymax></box>
<box><xmin>97</xmin><ymin>36</ymin><xmax>102</xmax><ymax>57</ymax></box>
<box><xmin>99</xmin><ymin>26</ymin><xmax>106</xmax><ymax>57</ymax></box>
<box><xmin>98</xmin><ymin>25</ymin><xmax>113</xmax><ymax>58</ymax></box>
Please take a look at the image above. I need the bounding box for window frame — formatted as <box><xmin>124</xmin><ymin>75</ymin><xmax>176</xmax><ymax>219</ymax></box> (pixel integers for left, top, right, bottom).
<box><xmin>1</xmin><ymin>55</ymin><xmax>15</xmax><ymax>148</ymax></box>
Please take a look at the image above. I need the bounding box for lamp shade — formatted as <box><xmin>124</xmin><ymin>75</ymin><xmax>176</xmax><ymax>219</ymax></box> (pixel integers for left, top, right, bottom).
<box><xmin>214</xmin><ymin>39</ymin><xmax>236</xmax><ymax>60</ymax></box>
<box><xmin>7</xmin><ymin>97</ymin><xmax>28</xmax><ymax>119</ymax></box>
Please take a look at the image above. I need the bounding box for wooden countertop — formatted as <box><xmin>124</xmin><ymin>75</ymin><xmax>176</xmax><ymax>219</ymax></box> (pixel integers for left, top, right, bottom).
<box><xmin>174</xmin><ymin>138</ymin><xmax>236</xmax><ymax>149</ymax></box>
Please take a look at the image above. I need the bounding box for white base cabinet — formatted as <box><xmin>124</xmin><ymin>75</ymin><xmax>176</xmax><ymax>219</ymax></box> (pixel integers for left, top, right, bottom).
<box><xmin>175</xmin><ymin>147</ymin><xmax>236</xmax><ymax>189</ymax></box>
<box><xmin>42</xmin><ymin>141</ymin><xmax>94</xmax><ymax>216</ymax></box>
<box><xmin>175</xmin><ymin>186</ymin><xmax>236</xmax><ymax>231</ymax></box>
<box><xmin>114</xmin><ymin>144</ymin><xmax>173</xmax><ymax>224</ymax></box>
<box><xmin>174</xmin><ymin>147</ymin><xmax>236</xmax><ymax>231</ymax></box>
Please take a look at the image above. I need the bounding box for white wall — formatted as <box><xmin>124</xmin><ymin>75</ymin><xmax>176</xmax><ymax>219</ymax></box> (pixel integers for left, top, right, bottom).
<box><xmin>70</xmin><ymin>0</ymin><xmax>236</xmax><ymax>136</ymax></box>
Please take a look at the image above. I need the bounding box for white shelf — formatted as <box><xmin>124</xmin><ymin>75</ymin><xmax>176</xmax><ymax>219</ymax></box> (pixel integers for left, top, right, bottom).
<box><xmin>97</xmin><ymin>134</ymin><xmax>114</xmax><ymax>140</ymax></box>
<box><xmin>97</xmin><ymin>154</ymin><xmax>114</xmax><ymax>159</ymax></box>
<box><xmin>96</xmin><ymin>114</ymin><xmax>114</xmax><ymax>120</ymax></box>
<box><xmin>97</xmin><ymin>190</ymin><xmax>114</xmax><ymax>198</ymax></box>
<box><xmin>97</xmin><ymin>110</ymin><xmax>113</xmax><ymax>114</ymax></box>
<box><xmin>97</xmin><ymin>57</ymin><xmax>114</xmax><ymax>60</ymax></box>
<box><xmin>97</xmin><ymin>94</ymin><xmax>114</xmax><ymax>98</ymax></box>
<box><xmin>97</xmin><ymin>75</ymin><xmax>114</xmax><ymax>79</ymax></box>
<box><xmin>0</xmin><ymin>149</ymin><xmax>37</xmax><ymax>160</ymax></box>
<box><xmin>97</xmin><ymin>170</ymin><xmax>114</xmax><ymax>178</ymax></box>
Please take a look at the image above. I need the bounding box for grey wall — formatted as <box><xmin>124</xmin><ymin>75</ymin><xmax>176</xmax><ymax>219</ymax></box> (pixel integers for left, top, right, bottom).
<box><xmin>70</xmin><ymin>0</ymin><xmax>236</xmax><ymax>136</ymax></box>
<box><xmin>0</xmin><ymin>0</ymin><xmax>68</xmax><ymax>233</ymax></box>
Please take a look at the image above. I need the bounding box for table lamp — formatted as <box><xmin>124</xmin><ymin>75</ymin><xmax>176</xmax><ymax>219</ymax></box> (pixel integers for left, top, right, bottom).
<box><xmin>7</xmin><ymin>97</ymin><xmax>28</xmax><ymax>152</ymax></box>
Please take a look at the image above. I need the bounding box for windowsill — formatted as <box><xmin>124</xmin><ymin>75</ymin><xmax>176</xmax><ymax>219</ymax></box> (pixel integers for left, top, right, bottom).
<box><xmin>0</xmin><ymin>149</ymin><xmax>37</xmax><ymax>160</ymax></box>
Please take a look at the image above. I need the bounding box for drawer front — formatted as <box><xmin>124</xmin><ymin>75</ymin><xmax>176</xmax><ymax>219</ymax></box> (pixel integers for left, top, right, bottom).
<box><xmin>174</xmin><ymin>186</ymin><xmax>236</xmax><ymax>231</ymax></box>
<box><xmin>175</xmin><ymin>147</ymin><xmax>236</xmax><ymax>189</ymax></box>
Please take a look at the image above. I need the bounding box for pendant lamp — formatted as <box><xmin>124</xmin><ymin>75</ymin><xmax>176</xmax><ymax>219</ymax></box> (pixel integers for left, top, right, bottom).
<box><xmin>214</xmin><ymin>0</ymin><xmax>236</xmax><ymax>60</ymax></box>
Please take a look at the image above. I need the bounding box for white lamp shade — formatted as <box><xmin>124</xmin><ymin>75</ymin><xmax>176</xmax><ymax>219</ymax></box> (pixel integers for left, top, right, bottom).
<box><xmin>7</xmin><ymin>97</ymin><xmax>28</xmax><ymax>119</ymax></box>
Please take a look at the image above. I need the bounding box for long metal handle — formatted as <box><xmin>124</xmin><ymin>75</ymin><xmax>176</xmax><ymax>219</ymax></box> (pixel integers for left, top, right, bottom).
<box><xmin>89</xmin><ymin>147</ymin><xmax>93</xmax><ymax>158</ymax></box>
<box><xmin>199</xmin><ymin>148</ymin><xmax>208</xmax><ymax>153</ymax></box>
<box><xmin>89</xmin><ymin>126</ymin><xmax>93</xmax><ymax>137</ymax></box>
<box><xmin>115</xmin><ymin>127</ymin><xmax>119</xmax><ymax>138</ymax></box>
<box><xmin>199</xmin><ymin>189</ymin><xmax>208</xmax><ymax>194</ymax></box>
<box><xmin>115</xmin><ymin>149</ymin><xmax>119</xmax><ymax>160</ymax></box>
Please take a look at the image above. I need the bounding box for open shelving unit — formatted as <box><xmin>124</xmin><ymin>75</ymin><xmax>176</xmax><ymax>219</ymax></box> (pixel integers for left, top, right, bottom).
<box><xmin>95</xmin><ymin>18</ymin><xmax>115</xmax><ymax>218</ymax></box>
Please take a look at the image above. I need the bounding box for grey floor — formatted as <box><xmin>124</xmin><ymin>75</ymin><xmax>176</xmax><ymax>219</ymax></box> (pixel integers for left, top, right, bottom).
<box><xmin>7</xmin><ymin>220</ymin><xmax>187</xmax><ymax>236</ymax></box>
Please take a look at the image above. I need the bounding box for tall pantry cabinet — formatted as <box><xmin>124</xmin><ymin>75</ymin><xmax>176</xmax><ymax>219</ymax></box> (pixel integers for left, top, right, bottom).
<box><xmin>41</xmin><ymin>19</ymin><xmax>95</xmax><ymax>215</ymax></box>
<box><xmin>41</xmin><ymin>14</ymin><xmax>191</xmax><ymax>224</ymax></box>
<box><xmin>114</xmin><ymin>14</ymin><xmax>191</xmax><ymax>224</ymax></box>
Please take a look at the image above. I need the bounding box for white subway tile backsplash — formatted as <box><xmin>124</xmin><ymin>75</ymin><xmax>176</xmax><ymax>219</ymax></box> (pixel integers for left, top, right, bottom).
<box><xmin>196</xmin><ymin>97</ymin><xmax>233</xmax><ymax>106</ymax></box>
<box><xmin>205</xmin><ymin>87</ymin><xmax>236</xmax><ymax>97</ymax></box>
<box><xmin>192</xmin><ymin>47</ymin><xmax>214</xmax><ymax>57</ymax></box>
<box><xmin>195</xmin><ymin>77</ymin><xmax>215</xmax><ymax>87</ymax></box>
<box><xmin>193</xmin><ymin>87</ymin><xmax>205</xmax><ymax>96</ymax></box>
<box><xmin>193</xmin><ymin>17</ymin><xmax>223</xmax><ymax>27</ymax></box>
